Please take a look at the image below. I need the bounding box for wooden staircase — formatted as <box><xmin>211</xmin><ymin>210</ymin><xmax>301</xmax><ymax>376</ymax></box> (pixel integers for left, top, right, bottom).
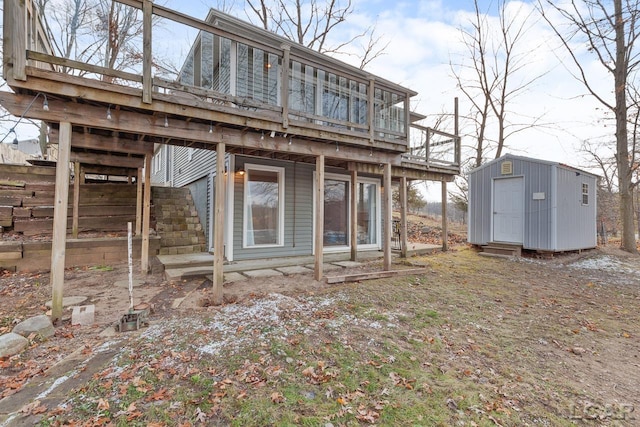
<box><xmin>152</xmin><ymin>186</ymin><xmax>207</xmax><ymax>255</ymax></box>
<box><xmin>479</xmin><ymin>242</ymin><xmax>522</xmax><ymax>258</ymax></box>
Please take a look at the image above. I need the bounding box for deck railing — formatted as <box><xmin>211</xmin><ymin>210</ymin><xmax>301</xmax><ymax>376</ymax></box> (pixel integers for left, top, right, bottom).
<box><xmin>404</xmin><ymin>124</ymin><xmax>461</xmax><ymax>172</ymax></box>
<box><xmin>13</xmin><ymin>0</ymin><xmax>414</xmax><ymax>148</ymax></box>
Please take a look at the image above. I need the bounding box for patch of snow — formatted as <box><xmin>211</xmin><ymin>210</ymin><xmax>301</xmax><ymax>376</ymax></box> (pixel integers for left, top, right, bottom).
<box><xmin>36</xmin><ymin>375</ymin><xmax>73</xmax><ymax>400</ymax></box>
<box><xmin>569</xmin><ymin>256</ymin><xmax>636</xmax><ymax>274</ymax></box>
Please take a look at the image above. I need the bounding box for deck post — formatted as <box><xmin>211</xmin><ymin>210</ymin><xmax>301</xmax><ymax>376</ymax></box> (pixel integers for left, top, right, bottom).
<box><xmin>368</xmin><ymin>79</ymin><xmax>375</xmax><ymax>143</ymax></box>
<box><xmin>400</xmin><ymin>176</ymin><xmax>408</xmax><ymax>258</ymax></box>
<box><xmin>141</xmin><ymin>154</ymin><xmax>151</xmax><ymax>272</ymax></box>
<box><xmin>314</xmin><ymin>155</ymin><xmax>325</xmax><ymax>280</ymax></box>
<box><xmin>72</xmin><ymin>161</ymin><xmax>81</xmax><ymax>239</ymax></box>
<box><xmin>281</xmin><ymin>45</ymin><xmax>290</xmax><ymax>129</ymax></box>
<box><xmin>383</xmin><ymin>163</ymin><xmax>392</xmax><ymax>270</ymax></box>
<box><xmin>135</xmin><ymin>167</ymin><xmax>143</xmax><ymax>236</ymax></box>
<box><xmin>50</xmin><ymin>122</ymin><xmax>72</xmax><ymax>323</ymax></box>
<box><xmin>350</xmin><ymin>169</ymin><xmax>358</xmax><ymax>261</ymax></box>
<box><xmin>212</xmin><ymin>142</ymin><xmax>226</xmax><ymax>304</ymax></box>
<box><xmin>142</xmin><ymin>0</ymin><xmax>153</xmax><ymax>104</ymax></box>
<box><xmin>442</xmin><ymin>180</ymin><xmax>448</xmax><ymax>251</ymax></box>
<box><xmin>5</xmin><ymin>0</ymin><xmax>26</xmax><ymax>81</ymax></box>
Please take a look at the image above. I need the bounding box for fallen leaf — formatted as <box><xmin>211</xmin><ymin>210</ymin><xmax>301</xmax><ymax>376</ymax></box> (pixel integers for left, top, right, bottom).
<box><xmin>96</xmin><ymin>398</ymin><xmax>110</xmax><ymax>411</ymax></box>
<box><xmin>271</xmin><ymin>392</ymin><xmax>285</xmax><ymax>403</ymax></box>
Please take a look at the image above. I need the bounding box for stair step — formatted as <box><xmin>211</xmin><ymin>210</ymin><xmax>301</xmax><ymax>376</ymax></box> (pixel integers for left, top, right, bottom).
<box><xmin>158</xmin><ymin>244</ymin><xmax>207</xmax><ymax>256</ymax></box>
<box><xmin>156</xmin><ymin>252</ymin><xmax>214</xmax><ymax>269</ymax></box>
<box><xmin>165</xmin><ymin>266</ymin><xmax>214</xmax><ymax>281</ymax></box>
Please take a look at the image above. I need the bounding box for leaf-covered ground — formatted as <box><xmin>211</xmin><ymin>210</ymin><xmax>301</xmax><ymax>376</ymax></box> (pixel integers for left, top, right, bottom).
<box><xmin>1</xmin><ymin>244</ymin><xmax>640</xmax><ymax>426</ymax></box>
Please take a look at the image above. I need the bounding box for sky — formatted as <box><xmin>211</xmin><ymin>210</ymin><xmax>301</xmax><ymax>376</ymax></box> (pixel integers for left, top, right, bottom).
<box><xmin>156</xmin><ymin>0</ymin><xmax>613</xmax><ymax>194</ymax></box>
<box><xmin>3</xmin><ymin>0</ymin><xmax>616</xmax><ymax>197</ymax></box>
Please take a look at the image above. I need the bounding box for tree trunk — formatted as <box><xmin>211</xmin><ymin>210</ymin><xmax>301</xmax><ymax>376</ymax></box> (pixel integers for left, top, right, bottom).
<box><xmin>614</xmin><ymin>0</ymin><xmax>637</xmax><ymax>253</ymax></box>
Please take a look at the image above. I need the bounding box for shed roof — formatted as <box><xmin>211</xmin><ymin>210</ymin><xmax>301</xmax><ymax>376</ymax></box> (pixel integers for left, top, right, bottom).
<box><xmin>470</xmin><ymin>153</ymin><xmax>600</xmax><ymax>179</ymax></box>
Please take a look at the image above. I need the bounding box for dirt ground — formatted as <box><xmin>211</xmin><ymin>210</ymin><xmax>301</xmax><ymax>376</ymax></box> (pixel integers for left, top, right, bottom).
<box><xmin>1</xmin><ymin>232</ymin><xmax>640</xmax><ymax>425</ymax></box>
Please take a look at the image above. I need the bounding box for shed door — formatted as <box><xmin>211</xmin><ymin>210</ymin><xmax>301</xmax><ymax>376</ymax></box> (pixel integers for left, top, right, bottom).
<box><xmin>493</xmin><ymin>177</ymin><xmax>524</xmax><ymax>243</ymax></box>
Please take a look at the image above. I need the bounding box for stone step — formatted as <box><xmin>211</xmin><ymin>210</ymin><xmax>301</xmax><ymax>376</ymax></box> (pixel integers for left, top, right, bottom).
<box><xmin>160</xmin><ymin>236</ymin><xmax>205</xmax><ymax>247</ymax></box>
<box><xmin>158</xmin><ymin>244</ymin><xmax>207</xmax><ymax>256</ymax></box>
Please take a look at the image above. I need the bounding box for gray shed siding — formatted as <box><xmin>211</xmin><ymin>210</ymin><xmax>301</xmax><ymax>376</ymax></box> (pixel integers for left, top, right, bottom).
<box><xmin>232</xmin><ymin>157</ymin><xmax>315</xmax><ymax>261</ymax></box>
<box><xmin>555</xmin><ymin>167</ymin><xmax>597</xmax><ymax>251</ymax></box>
<box><xmin>468</xmin><ymin>154</ymin><xmax>596</xmax><ymax>251</ymax></box>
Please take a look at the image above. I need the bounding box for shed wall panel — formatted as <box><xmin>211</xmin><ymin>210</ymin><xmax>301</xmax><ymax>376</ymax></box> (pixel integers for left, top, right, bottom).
<box><xmin>555</xmin><ymin>167</ymin><xmax>597</xmax><ymax>251</ymax></box>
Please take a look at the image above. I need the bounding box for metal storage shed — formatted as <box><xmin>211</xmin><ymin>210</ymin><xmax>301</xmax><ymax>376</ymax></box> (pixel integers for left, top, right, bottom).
<box><xmin>468</xmin><ymin>154</ymin><xmax>598</xmax><ymax>252</ymax></box>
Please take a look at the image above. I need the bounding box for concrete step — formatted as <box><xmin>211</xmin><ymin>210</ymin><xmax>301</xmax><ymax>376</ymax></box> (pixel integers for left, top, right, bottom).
<box><xmin>156</xmin><ymin>252</ymin><xmax>214</xmax><ymax>270</ymax></box>
<box><xmin>165</xmin><ymin>266</ymin><xmax>214</xmax><ymax>281</ymax></box>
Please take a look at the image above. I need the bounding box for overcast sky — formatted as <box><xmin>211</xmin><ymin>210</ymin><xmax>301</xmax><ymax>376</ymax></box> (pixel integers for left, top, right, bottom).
<box><xmin>3</xmin><ymin>0</ymin><xmax>615</xmax><ymax>188</ymax></box>
<box><xmin>162</xmin><ymin>0</ymin><xmax>613</xmax><ymax>175</ymax></box>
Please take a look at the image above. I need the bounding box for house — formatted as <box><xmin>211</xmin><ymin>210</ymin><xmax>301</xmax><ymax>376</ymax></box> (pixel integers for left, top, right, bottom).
<box><xmin>149</xmin><ymin>8</ymin><xmax>460</xmax><ymax>262</ymax></box>
<box><xmin>467</xmin><ymin>154</ymin><xmax>598</xmax><ymax>253</ymax></box>
<box><xmin>0</xmin><ymin>0</ymin><xmax>460</xmax><ymax>318</ymax></box>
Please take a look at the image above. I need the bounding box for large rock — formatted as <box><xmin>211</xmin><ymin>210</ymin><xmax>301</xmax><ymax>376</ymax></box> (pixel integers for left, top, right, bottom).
<box><xmin>12</xmin><ymin>315</ymin><xmax>55</xmax><ymax>339</ymax></box>
<box><xmin>0</xmin><ymin>332</ymin><xmax>29</xmax><ymax>358</ymax></box>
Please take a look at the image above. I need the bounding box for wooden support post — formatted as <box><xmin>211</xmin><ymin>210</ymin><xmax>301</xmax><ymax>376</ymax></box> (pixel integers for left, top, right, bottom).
<box><xmin>368</xmin><ymin>78</ymin><xmax>375</xmax><ymax>143</ymax></box>
<box><xmin>72</xmin><ymin>161</ymin><xmax>80</xmax><ymax>239</ymax></box>
<box><xmin>281</xmin><ymin>45</ymin><xmax>290</xmax><ymax>129</ymax></box>
<box><xmin>6</xmin><ymin>0</ymin><xmax>26</xmax><ymax>81</ymax></box>
<box><xmin>383</xmin><ymin>163</ymin><xmax>392</xmax><ymax>271</ymax></box>
<box><xmin>400</xmin><ymin>176</ymin><xmax>408</xmax><ymax>258</ymax></box>
<box><xmin>212</xmin><ymin>143</ymin><xmax>226</xmax><ymax>304</ymax></box>
<box><xmin>350</xmin><ymin>169</ymin><xmax>358</xmax><ymax>261</ymax></box>
<box><xmin>50</xmin><ymin>122</ymin><xmax>71</xmax><ymax>324</ymax></box>
<box><xmin>135</xmin><ymin>167</ymin><xmax>143</xmax><ymax>236</ymax></box>
<box><xmin>141</xmin><ymin>154</ymin><xmax>151</xmax><ymax>272</ymax></box>
<box><xmin>442</xmin><ymin>180</ymin><xmax>448</xmax><ymax>251</ymax></box>
<box><xmin>142</xmin><ymin>0</ymin><xmax>153</xmax><ymax>104</ymax></box>
<box><xmin>314</xmin><ymin>155</ymin><xmax>325</xmax><ymax>281</ymax></box>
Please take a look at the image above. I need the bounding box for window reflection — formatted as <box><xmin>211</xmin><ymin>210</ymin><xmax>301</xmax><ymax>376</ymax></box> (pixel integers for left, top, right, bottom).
<box><xmin>324</xmin><ymin>179</ymin><xmax>348</xmax><ymax>246</ymax></box>
<box><xmin>246</xmin><ymin>168</ymin><xmax>281</xmax><ymax>246</ymax></box>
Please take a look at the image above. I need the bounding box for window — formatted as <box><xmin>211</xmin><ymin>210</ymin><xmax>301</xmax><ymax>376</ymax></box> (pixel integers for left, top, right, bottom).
<box><xmin>236</xmin><ymin>44</ymin><xmax>280</xmax><ymax>105</ymax></box>
<box><xmin>582</xmin><ymin>183</ymin><xmax>589</xmax><ymax>205</ymax></box>
<box><xmin>152</xmin><ymin>149</ymin><xmax>162</xmax><ymax>174</ymax></box>
<box><xmin>357</xmin><ymin>181</ymin><xmax>379</xmax><ymax>246</ymax></box>
<box><xmin>289</xmin><ymin>61</ymin><xmax>317</xmax><ymax>117</ymax></box>
<box><xmin>324</xmin><ymin>178</ymin><xmax>349</xmax><ymax>246</ymax></box>
<box><xmin>243</xmin><ymin>165</ymin><xmax>284</xmax><ymax>247</ymax></box>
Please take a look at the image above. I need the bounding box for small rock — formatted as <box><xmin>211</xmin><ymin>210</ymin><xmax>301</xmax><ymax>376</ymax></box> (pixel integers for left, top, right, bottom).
<box><xmin>446</xmin><ymin>398</ymin><xmax>458</xmax><ymax>411</ymax></box>
<box><xmin>13</xmin><ymin>315</ymin><xmax>55</xmax><ymax>339</ymax></box>
<box><xmin>302</xmin><ymin>391</ymin><xmax>316</xmax><ymax>400</ymax></box>
<box><xmin>285</xmin><ymin>357</ymin><xmax>294</xmax><ymax>364</ymax></box>
<box><xmin>571</xmin><ymin>347</ymin><xmax>586</xmax><ymax>355</ymax></box>
<box><xmin>0</xmin><ymin>332</ymin><xmax>29</xmax><ymax>358</ymax></box>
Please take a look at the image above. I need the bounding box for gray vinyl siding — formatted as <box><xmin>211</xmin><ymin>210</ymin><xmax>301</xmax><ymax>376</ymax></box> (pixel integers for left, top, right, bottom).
<box><xmin>150</xmin><ymin>145</ymin><xmax>166</xmax><ymax>185</ymax></box>
<box><xmin>186</xmin><ymin>176</ymin><xmax>210</xmax><ymax>246</ymax></box>
<box><xmin>468</xmin><ymin>154</ymin><xmax>597</xmax><ymax>251</ymax></box>
<box><xmin>173</xmin><ymin>147</ymin><xmax>217</xmax><ymax>188</ymax></box>
<box><xmin>232</xmin><ymin>157</ymin><xmax>315</xmax><ymax>261</ymax></box>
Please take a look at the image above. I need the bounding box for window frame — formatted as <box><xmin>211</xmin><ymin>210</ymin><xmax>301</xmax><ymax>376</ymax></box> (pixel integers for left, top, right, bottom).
<box><xmin>242</xmin><ymin>163</ymin><xmax>285</xmax><ymax>248</ymax></box>
<box><xmin>581</xmin><ymin>182</ymin><xmax>589</xmax><ymax>206</ymax></box>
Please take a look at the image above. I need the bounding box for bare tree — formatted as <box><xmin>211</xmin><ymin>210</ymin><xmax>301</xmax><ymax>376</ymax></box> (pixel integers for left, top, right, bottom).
<box><xmin>539</xmin><ymin>0</ymin><xmax>639</xmax><ymax>253</ymax></box>
<box><xmin>243</xmin><ymin>0</ymin><xmax>386</xmax><ymax>69</ymax></box>
<box><xmin>451</xmin><ymin>0</ymin><xmax>545</xmax><ymax>167</ymax></box>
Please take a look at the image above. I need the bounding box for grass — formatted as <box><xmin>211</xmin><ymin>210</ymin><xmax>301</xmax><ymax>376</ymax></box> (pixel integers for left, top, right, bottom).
<box><xmin>32</xmin><ymin>247</ymin><xmax>640</xmax><ymax>426</ymax></box>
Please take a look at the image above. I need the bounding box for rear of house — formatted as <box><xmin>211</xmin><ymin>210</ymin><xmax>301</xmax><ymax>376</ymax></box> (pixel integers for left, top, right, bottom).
<box><xmin>468</xmin><ymin>154</ymin><xmax>598</xmax><ymax>252</ymax></box>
